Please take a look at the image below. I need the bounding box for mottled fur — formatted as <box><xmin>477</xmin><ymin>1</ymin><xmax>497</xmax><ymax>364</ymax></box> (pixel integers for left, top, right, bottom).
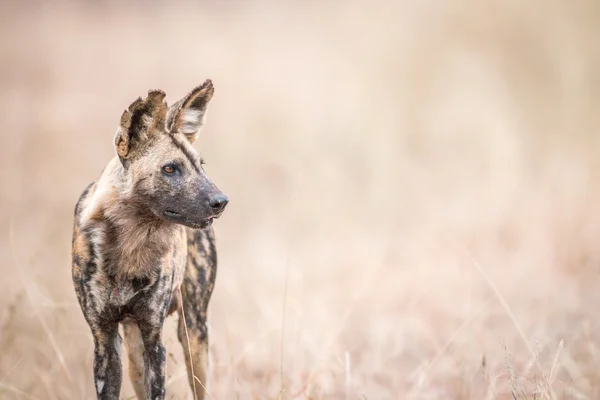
<box><xmin>72</xmin><ymin>80</ymin><xmax>227</xmax><ymax>400</ymax></box>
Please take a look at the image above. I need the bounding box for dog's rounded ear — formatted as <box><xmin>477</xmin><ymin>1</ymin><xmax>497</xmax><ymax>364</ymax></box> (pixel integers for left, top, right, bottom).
<box><xmin>166</xmin><ymin>80</ymin><xmax>214</xmax><ymax>144</ymax></box>
<box><xmin>115</xmin><ymin>90</ymin><xmax>167</xmax><ymax>159</ymax></box>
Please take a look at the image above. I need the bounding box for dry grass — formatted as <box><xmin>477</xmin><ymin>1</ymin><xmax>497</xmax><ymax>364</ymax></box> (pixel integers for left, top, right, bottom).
<box><xmin>1</xmin><ymin>0</ymin><xmax>600</xmax><ymax>398</ymax></box>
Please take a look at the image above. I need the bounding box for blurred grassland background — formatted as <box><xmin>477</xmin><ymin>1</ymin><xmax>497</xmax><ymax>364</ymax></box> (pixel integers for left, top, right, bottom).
<box><xmin>1</xmin><ymin>0</ymin><xmax>600</xmax><ymax>398</ymax></box>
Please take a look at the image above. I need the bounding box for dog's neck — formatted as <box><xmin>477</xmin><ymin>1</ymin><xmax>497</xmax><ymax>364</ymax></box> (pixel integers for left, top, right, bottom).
<box><xmin>82</xmin><ymin>157</ymin><xmax>183</xmax><ymax>280</ymax></box>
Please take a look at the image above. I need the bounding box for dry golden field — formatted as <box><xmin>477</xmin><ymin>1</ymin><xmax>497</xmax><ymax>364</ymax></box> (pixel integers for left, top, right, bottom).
<box><xmin>1</xmin><ymin>1</ymin><xmax>600</xmax><ymax>399</ymax></box>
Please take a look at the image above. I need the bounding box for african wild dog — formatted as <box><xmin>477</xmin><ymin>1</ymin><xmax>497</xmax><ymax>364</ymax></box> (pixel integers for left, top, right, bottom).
<box><xmin>71</xmin><ymin>80</ymin><xmax>227</xmax><ymax>399</ymax></box>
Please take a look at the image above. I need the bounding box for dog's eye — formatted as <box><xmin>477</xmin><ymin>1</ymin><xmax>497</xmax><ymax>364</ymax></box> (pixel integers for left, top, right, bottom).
<box><xmin>163</xmin><ymin>165</ymin><xmax>175</xmax><ymax>174</ymax></box>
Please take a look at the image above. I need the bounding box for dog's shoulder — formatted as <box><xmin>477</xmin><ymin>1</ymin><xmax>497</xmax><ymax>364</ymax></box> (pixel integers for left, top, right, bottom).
<box><xmin>74</xmin><ymin>181</ymin><xmax>96</xmax><ymax>220</ymax></box>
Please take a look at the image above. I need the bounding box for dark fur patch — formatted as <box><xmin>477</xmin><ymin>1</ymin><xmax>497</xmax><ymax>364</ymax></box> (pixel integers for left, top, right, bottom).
<box><xmin>116</xmin><ymin>90</ymin><xmax>168</xmax><ymax>160</ymax></box>
<box><xmin>169</xmin><ymin>134</ymin><xmax>201</xmax><ymax>172</ymax></box>
<box><xmin>182</xmin><ymin>80</ymin><xmax>214</xmax><ymax>112</ymax></box>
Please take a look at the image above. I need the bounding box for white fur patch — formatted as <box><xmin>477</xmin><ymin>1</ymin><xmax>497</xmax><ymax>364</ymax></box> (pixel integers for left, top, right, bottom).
<box><xmin>147</xmin><ymin>367</ymin><xmax>155</xmax><ymax>382</ymax></box>
<box><xmin>179</xmin><ymin>109</ymin><xmax>204</xmax><ymax>134</ymax></box>
<box><xmin>114</xmin><ymin>335</ymin><xmax>123</xmax><ymax>358</ymax></box>
<box><xmin>79</xmin><ymin>158</ymin><xmax>121</xmax><ymax>225</ymax></box>
<box><xmin>96</xmin><ymin>379</ymin><xmax>104</xmax><ymax>394</ymax></box>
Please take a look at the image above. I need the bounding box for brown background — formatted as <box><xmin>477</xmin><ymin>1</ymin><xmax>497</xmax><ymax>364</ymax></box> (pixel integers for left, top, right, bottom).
<box><xmin>1</xmin><ymin>1</ymin><xmax>600</xmax><ymax>398</ymax></box>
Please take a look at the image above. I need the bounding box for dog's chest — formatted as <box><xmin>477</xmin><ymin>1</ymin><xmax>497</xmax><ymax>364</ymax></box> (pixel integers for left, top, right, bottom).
<box><xmin>98</xmin><ymin>219</ymin><xmax>187</xmax><ymax>280</ymax></box>
<box><xmin>88</xmin><ymin>221</ymin><xmax>188</xmax><ymax>315</ymax></box>
<box><xmin>105</xmin><ymin>248</ymin><xmax>187</xmax><ymax>309</ymax></box>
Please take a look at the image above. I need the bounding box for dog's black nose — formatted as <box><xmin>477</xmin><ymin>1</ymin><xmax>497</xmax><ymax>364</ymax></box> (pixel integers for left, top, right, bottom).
<box><xmin>208</xmin><ymin>194</ymin><xmax>229</xmax><ymax>212</ymax></box>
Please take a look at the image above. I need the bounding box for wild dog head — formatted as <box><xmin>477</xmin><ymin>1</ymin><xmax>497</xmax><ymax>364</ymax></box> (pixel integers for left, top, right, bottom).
<box><xmin>114</xmin><ymin>80</ymin><xmax>228</xmax><ymax>229</ymax></box>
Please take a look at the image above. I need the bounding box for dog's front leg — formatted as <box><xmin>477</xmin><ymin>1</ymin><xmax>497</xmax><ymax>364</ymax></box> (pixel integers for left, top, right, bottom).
<box><xmin>139</xmin><ymin>322</ymin><xmax>167</xmax><ymax>400</ymax></box>
<box><xmin>92</xmin><ymin>323</ymin><xmax>123</xmax><ymax>399</ymax></box>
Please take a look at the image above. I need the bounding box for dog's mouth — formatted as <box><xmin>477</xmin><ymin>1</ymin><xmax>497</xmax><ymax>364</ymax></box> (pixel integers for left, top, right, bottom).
<box><xmin>163</xmin><ymin>210</ymin><xmax>219</xmax><ymax>229</ymax></box>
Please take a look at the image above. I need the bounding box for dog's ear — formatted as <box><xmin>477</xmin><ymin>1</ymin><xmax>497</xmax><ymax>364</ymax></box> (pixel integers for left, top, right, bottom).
<box><xmin>115</xmin><ymin>90</ymin><xmax>167</xmax><ymax>159</ymax></box>
<box><xmin>166</xmin><ymin>79</ymin><xmax>214</xmax><ymax>143</ymax></box>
